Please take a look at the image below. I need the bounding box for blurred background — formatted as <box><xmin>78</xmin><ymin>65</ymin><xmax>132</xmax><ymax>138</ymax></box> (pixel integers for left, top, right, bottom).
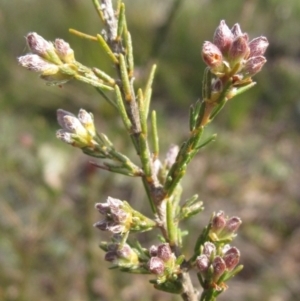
<box><xmin>1</xmin><ymin>0</ymin><xmax>300</xmax><ymax>300</ymax></box>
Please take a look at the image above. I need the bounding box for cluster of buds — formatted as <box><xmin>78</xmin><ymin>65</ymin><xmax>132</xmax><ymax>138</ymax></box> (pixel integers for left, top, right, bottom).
<box><xmin>94</xmin><ymin>197</ymin><xmax>156</xmax><ymax>234</ymax></box>
<box><xmin>56</xmin><ymin>108</ymin><xmax>97</xmax><ymax>149</ymax></box>
<box><xmin>209</xmin><ymin>211</ymin><xmax>242</xmax><ymax>242</ymax></box>
<box><xmin>101</xmin><ymin>242</ymin><xmax>140</xmax><ymax>269</ymax></box>
<box><xmin>202</xmin><ymin>20</ymin><xmax>269</xmax><ymax>88</ymax></box>
<box><xmin>147</xmin><ymin>243</ymin><xmax>181</xmax><ymax>284</ymax></box>
<box><xmin>196</xmin><ymin>242</ymin><xmax>241</xmax><ymax>290</ymax></box>
<box><xmin>18</xmin><ymin>32</ymin><xmax>76</xmax><ymax>85</ymax></box>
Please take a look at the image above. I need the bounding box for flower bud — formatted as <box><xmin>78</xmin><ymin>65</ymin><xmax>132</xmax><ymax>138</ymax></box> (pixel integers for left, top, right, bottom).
<box><xmin>248</xmin><ymin>36</ymin><xmax>269</xmax><ymax>58</ymax></box>
<box><xmin>27</xmin><ymin>32</ymin><xmax>52</xmax><ymax>56</ymax></box>
<box><xmin>157</xmin><ymin>243</ymin><xmax>173</xmax><ymax>262</ymax></box>
<box><xmin>56</xmin><ymin>130</ymin><xmax>75</xmax><ymax>145</ymax></box>
<box><xmin>104</xmin><ymin>243</ymin><xmax>139</xmax><ymax>268</ymax></box>
<box><xmin>223</xmin><ymin>247</ymin><xmax>240</xmax><ymax>271</ymax></box>
<box><xmin>205</xmin><ymin>21</ymin><xmax>268</xmax><ymax>80</ymax></box>
<box><xmin>212</xmin><ymin>256</ymin><xmax>226</xmax><ymax>281</ymax></box>
<box><xmin>57</xmin><ymin>109</ymin><xmax>75</xmax><ymax>128</ymax></box>
<box><xmin>211</xmin><ymin>211</ymin><xmax>226</xmax><ymax>233</ymax></box>
<box><xmin>26</xmin><ymin>32</ymin><xmax>62</xmax><ymax>65</ymax></box>
<box><xmin>56</xmin><ymin>109</ymin><xmax>97</xmax><ymax>148</ymax></box>
<box><xmin>228</xmin><ymin>33</ymin><xmax>250</xmax><ymax>62</ymax></box>
<box><xmin>196</xmin><ymin>254</ymin><xmax>210</xmax><ymax>273</ymax></box>
<box><xmin>54</xmin><ymin>39</ymin><xmax>75</xmax><ymax>63</ymax></box>
<box><xmin>210</xmin><ymin>211</ymin><xmax>242</xmax><ymax>242</ymax></box>
<box><xmin>56</xmin><ymin>129</ymin><xmax>91</xmax><ymax>148</ymax></box>
<box><xmin>203</xmin><ymin>242</ymin><xmax>216</xmax><ymax>257</ymax></box>
<box><xmin>63</xmin><ymin>115</ymin><xmax>88</xmax><ymax>137</ymax></box>
<box><xmin>94</xmin><ymin>197</ymin><xmax>131</xmax><ymax>234</ymax></box>
<box><xmin>18</xmin><ymin>54</ymin><xmax>59</xmax><ymax>74</ymax></box>
<box><xmin>224</xmin><ymin>216</ymin><xmax>242</xmax><ymax>234</ymax></box>
<box><xmin>243</xmin><ymin>56</ymin><xmax>267</xmax><ymax>77</ymax></box>
<box><xmin>213</xmin><ymin>20</ymin><xmax>233</xmax><ymax>53</ymax></box>
<box><xmin>78</xmin><ymin>109</ymin><xmax>96</xmax><ymax>137</ymax></box>
<box><xmin>148</xmin><ymin>257</ymin><xmax>165</xmax><ymax>275</ymax></box>
<box><xmin>202</xmin><ymin>41</ymin><xmax>223</xmax><ymax>69</ymax></box>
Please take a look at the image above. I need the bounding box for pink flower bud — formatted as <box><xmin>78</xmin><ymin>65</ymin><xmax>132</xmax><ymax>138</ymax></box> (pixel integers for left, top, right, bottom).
<box><xmin>57</xmin><ymin>109</ymin><xmax>76</xmax><ymax>128</ymax></box>
<box><xmin>228</xmin><ymin>33</ymin><xmax>250</xmax><ymax>62</ymax></box>
<box><xmin>243</xmin><ymin>56</ymin><xmax>267</xmax><ymax>77</ymax></box>
<box><xmin>202</xmin><ymin>41</ymin><xmax>223</xmax><ymax>68</ymax></box>
<box><xmin>224</xmin><ymin>216</ymin><xmax>242</xmax><ymax>234</ymax></box>
<box><xmin>78</xmin><ymin>109</ymin><xmax>96</xmax><ymax>136</ymax></box>
<box><xmin>196</xmin><ymin>254</ymin><xmax>210</xmax><ymax>273</ymax></box>
<box><xmin>63</xmin><ymin>115</ymin><xmax>87</xmax><ymax>135</ymax></box>
<box><xmin>203</xmin><ymin>242</ymin><xmax>216</xmax><ymax>257</ymax></box>
<box><xmin>26</xmin><ymin>32</ymin><xmax>53</xmax><ymax>56</ymax></box>
<box><xmin>212</xmin><ymin>256</ymin><xmax>226</xmax><ymax>281</ymax></box>
<box><xmin>54</xmin><ymin>38</ymin><xmax>75</xmax><ymax>63</ymax></box>
<box><xmin>18</xmin><ymin>54</ymin><xmax>59</xmax><ymax>74</ymax></box>
<box><xmin>211</xmin><ymin>211</ymin><xmax>226</xmax><ymax>232</ymax></box>
<box><xmin>248</xmin><ymin>36</ymin><xmax>269</xmax><ymax>58</ymax></box>
<box><xmin>223</xmin><ymin>247</ymin><xmax>240</xmax><ymax>271</ymax></box>
<box><xmin>56</xmin><ymin>108</ymin><xmax>97</xmax><ymax>148</ymax></box>
<box><xmin>148</xmin><ymin>257</ymin><xmax>165</xmax><ymax>275</ymax></box>
<box><xmin>213</xmin><ymin>20</ymin><xmax>234</xmax><ymax>53</ymax></box>
<box><xmin>26</xmin><ymin>32</ymin><xmax>62</xmax><ymax>65</ymax></box>
<box><xmin>157</xmin><ymin>243</ymin><xmax>173</xmax><ymax>262</ymax></box>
